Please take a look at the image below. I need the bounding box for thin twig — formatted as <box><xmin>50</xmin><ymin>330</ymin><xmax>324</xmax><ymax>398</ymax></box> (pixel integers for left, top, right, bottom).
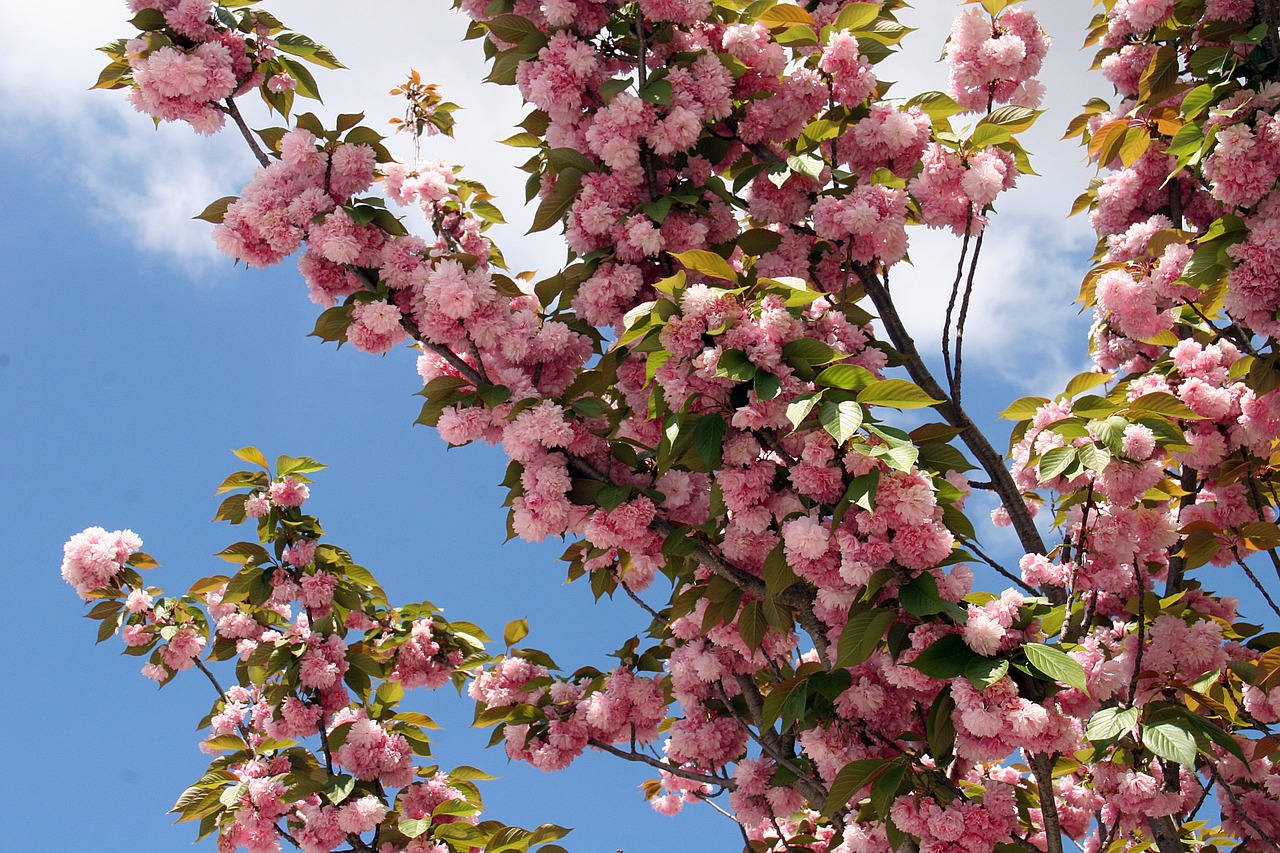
<box><xmin>1245</xmin><ymin>473</ymin><xmax>1280</xmax><ymax>583</ymax></box>
<box><xmin>952</xmin><ymin>230</ymin><xmax>986</xmax><ymax>410</ymax></box>
<box><xmin>962</xmin><ymin>538</ymin><xmax>1035</xmax><ymax>593</ymax></box>
<box><xmin>1233</xmin><ymin>557</ymin><xmax>1280</xmax><ymax>619</ymax></box>
<box><xmin>1205</xmin><ymin>762</ymin><xmax>1280</xmax><ymax>853</ymax></box>
<box><xmin>942</xmin><ymin>223</ymin><xmax>974</xmax><ymax>397</ymax></box>
<box><xmin>620</xmin><ymin>579</ymin><xmax>667</xmax><ymax>625</ymax></box>
<box><xmin>588</xmin><ymin>739</ymin><xmax>734</xmax><ymax>789</ymax></box>
<box><xmin>1128</xmin><ymin>561</ymin><xmax>1148</xmax><ymax>707</ymax></box>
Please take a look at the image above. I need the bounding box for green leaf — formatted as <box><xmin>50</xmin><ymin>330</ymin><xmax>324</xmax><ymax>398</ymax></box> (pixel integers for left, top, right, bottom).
<box><xmin>1023</xmin><ymin>643</ymin><xmax>1089</xmax><ymax>693</ymax></box>
<box><xmin>754</xmin><ymin>370</ymin><xmax>782</xmax><ymax>401</ymax></box>
<box><xmin>999</xmin><ymin>396</ymin><xmax>1048</xmax><ymax>421</ymax></box>
<box><xmin>277</xmin><ymin>55</ymin><xmax>322</xmax><ymax>102</ymax></box>
<box><xmin>965</xmin><ymin>656</ymin><xmax>1009</xmax><ymax>691</ymax></box>
<box><xmin>1037</xmin><ymin>446</ymin><xmax>1077</xmax><ymax>480</ymax></box>
<box><xmin>692</xmin><ymin>413</ymin><xmax>726</xmax><ymax>467</ymax></box>
<box><xmin>324</xmin><ymin>774</ymin><xmax>355</xmax><ymax>805</ymax></box>
<box><xmin>908</xmin><ymin>633</ymin><xmax>979</xmax><ymax>679</ymax></box>
<box><xmin>527</xmin><ymin>824</ymin><xmax>572</xmax><ymax>847</ymax></box>
<box><xmin>716</xmin><ymin>349</ymin><xmax>756</xmax><ymax>382</ymax></box>
<box><xmin>1127</xmin><ymin>392</ymin><xmax>1205</xmax><ymax>420</ymax></box>
<box><xmin>1180</xmin><ymin>84</ymin><xmax>1216</xmax><ymax>120</ymax></box>
<box><xmin>819</xmin><ymin>400</ymin><xmax>864</xmax><ymax>445</ymax></box>
<box><xmin>763</xmin><ymin>544</ymin><xmax>799</xmax><ymax>598</ymax></box>
<box><xmin>824</xmin><ymin>758</ymin><xmax>887</xmax><ymax>814</ymax></box>
<box><xmin>504</xmin><ymin>617</ymin><xmax>529</xmax><ymax>646</ymax></box>
<box><xmin>640</xmin><ymin>79</ymin><xmax>673</xmax><ymax>105</ymax></box>
<box><xmin>786</xmin><ymin>393</ymin><xmax>821</xmax><ymax>430</ymax></box>
<box><xmin>1063</xmin><ymin>370</ymin><xmax>1112</xmax><ymax>399</ymax></box>
<box><xmin>275</xmin><ymin>32</ymin><xmax>345</xmax><ymax>69</ymax></box>
<box><xmin>232</xmin><ymin>446</ymin><xmax>269</xmax><ymax>469</ymax></box>
<box><xmin>905</xmin><ymin>91</ymin><xmax>961</xmax><ymax>123</ymax></box>
<box><xmin>597</xmin><ymin>484</ymin><xmax>631</xmax><ymax>511</ymax></box>
<box><xmin>816</xmin><ymin>364</ymin><xmax>874</xmax><ymax>390</ymax></box>
<box><xmin>486</xmin><ymin>14</ymin><xmax>543</xmax><ymax>45</ymax></box>
<box><xmin>783</xmin><ymin>338</ymin><xmax>839</xmax><ymax>367</ymax></box>
<box><xmin>546</xmin><ymin>147</ymin><xmax>597</xmax><ymax>175</ymax></box>
<box><xmin>738</xmin><ymin>228</ymin><xmax>783</xmax><ymax>255</ymax></box>
<box><xmin>830</xmin><ymin>2</ymin><xmax>881</xmax><ymax>31</ymax></box>
<box><xmin>982</xmin><ymin>105</ymin><xmax>1042</xmax><ymax>133</ymax></box>
<box><xmin>738</xmin><ymin>601</ymin><xmax>767</xmax><ymax>650</ymax></box>
<box><xmin>900</xmin><ymin>572</ymin><xmax>948</xmax><ymax>617</ymax></box>
<box><xmin>310</xmin><ymin>304</ymin><xmax>353</xmax><ymax>345</ymax></box>
<box><xmin>757</xmin><ymin>4</ymin><xmax>815</xmax><ymax>27</ymax></box>
<box><xmin>598</xmin><ymin>77</ymin><xmax>631</xmax><ymax>103</ymax></box>
<box><xmin>91</xmin><ymin>59</ymin><xmax>133</xmax><ymax>91</ymax></box>
<box><xmin>858</xmin><ymin>379</ymin><xmax>942</xmax><ymax>409</ymax></box>
<box><xmin>835</xmin><ymin>609</ymin><xmax>896</xmax><ymax>669</ymax></box>
<box><xmin>276</xmin><ymin>455</ymin><xmax>327</xmax><ymax>476</ymax></box>
<box><xmin>671</xmin><ymin>249</ymin><xmax>738</xmax><ymax>282</ymax></box>
<box><xmin>446</xmin><ymin>765</ymin><xmax>499</xmax><ymax>782</ymax></box>
<box><xmin>130</xmin><ymin>8</ymin><xmax>167</xmax><ymax>30</ymax></box>
<box><xmin>399</xmin><ymin>818</ymin><xmax>432</xmax><ymax>839</ymax></box>
<box><xmin>528</xmin><ymin>168</ymin><xmax>583</xmax><ymax>234</ymax></box>
<box><xmin>127</xmin><ymin>551</ymin><xmax>160</xmax><ymax>569</ymax></box>
<box><xmin>1086</xmin><ymin>706</ymin><xmax>1138</xmax><ymax>741</ymax></box>
<box><xmin>215</xmin><ymin>542</ymin><xmax>271</xmax><ymax>565</ymax></box>
<box><xmin>870</xmin><ymin>762</ymin><xmax>908</xmax><ymax>819</ymax></box>
<box><xmin>470</xmin><ymin>199</ymin><xmax>506</xmax><ymax>225</ymax></box>
<box><xmin>194</xmin><ymin>196</ymin><xmax>238</xmax><ymax>224</ymax></box>
<box><xmin>843</xmin><ymin>469</ymin><xmax>880</xmax><ymax>513</ymax></box>
<box><xmin>1142</xmin><ymin>721</ymin><xmax>1197</xmax><ymax>766</ymax></box>
<box><xmin>926</xmin><ymin>687</ymin><xmax>956</xmax><ymax>760</ymax></box>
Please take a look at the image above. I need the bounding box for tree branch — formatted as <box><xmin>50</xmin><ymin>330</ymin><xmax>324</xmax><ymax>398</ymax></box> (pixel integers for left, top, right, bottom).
<box><xmin>588</xmin><ymin>739</ymin><xmax>735</xmax><ymax>789</ymax></box>
<box><xmin>225</xmin><ymin>97</ymin><xmax>270</xmax><ymax>168</ymax></box>
<box><xmin>1028</xmin><ymin>751</ymin><xmax>1066</xmax><ymax>853</ymax></box>
<box><xmin>856</xmin><ymin>267</ymin><xmax>1055</xmax><ymax>590</ymax></box>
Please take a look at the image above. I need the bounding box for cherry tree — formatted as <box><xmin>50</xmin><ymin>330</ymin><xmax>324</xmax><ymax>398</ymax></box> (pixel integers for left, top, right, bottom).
<box><xmin>66</xmin><ymin>1</ymin><xmax>1280</xmax><ymax>852</ymax></box>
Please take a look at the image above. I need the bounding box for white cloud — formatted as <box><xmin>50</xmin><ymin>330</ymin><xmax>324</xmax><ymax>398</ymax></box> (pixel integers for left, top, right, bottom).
<box><xmin>868</xmin><ymin>2</ymin><xmax>1104</xmax><ymax>393</ymax></box>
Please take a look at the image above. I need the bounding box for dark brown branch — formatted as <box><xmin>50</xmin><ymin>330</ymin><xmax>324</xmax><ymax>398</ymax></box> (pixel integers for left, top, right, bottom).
<box><xmin>225</xmin><ymin>98</ymin><xmax>270</xmax><ymax>168</ymax></box>
<box><xmin>1206</xmin><ymin>763</ymin><xmax>1280</xmax><ymax>853</ymax></box>
<box><xmin>1260</xmin><ymin>0</ymin><xmax>1280</xmax><ymax>75</ymax></box>
<box><xmin>952</xmin><ymin>230</ymin><xmax>986</xmax><ymax>410</ymax></box>
<box><xmin>1163</xmin><ymin>466</ymin><xmax>1198</xmax><ymax>596</ymax></box>
<box><xmin>619</xmin><ymin>577</ymin><xmax>667</xmax><ymax>625</ymax></box>
<box><xmin>588</xmin><ymin>739</ymin><xmax>735</xmax><ymax>789</ymax></box>
<box><xmin>728</xmin><ymin>677</ymin><xmax>829</xmax><ymax>808</ymax></box>
<box><xmin>1145</xmin><ymin>816</ymin><xmax>1185</xmax><ymax>853</ymax></box>
<box><xmin>856</xmin><ymin>267</ymin><xmax>1055</xmax><ymax>592</ymax></box>
<box><xmin>942</xmin><ymin>220</ymin><xmax>974</xmax><ymax>398</ymax></box>
<box><xmin>1245</xmin><ymin>473</ymin><xmax>1280</xmax><ymax>584</ymax></box>
<box><xmin>1233</xmin><ymin>556</ymin><xmax>1280</xmax><ymax>619</ymax></box>
<box><xmin>1028</xmin><ymin>752</ymin><xmax>1066</xmax><ymax>853</ymax></box>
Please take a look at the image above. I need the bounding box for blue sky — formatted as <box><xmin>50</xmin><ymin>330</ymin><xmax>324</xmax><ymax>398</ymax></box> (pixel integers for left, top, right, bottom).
<box><xmin>0</xmin><ymin>2</ymin><xmax>1131</xmax><ymax>851</ymax></box>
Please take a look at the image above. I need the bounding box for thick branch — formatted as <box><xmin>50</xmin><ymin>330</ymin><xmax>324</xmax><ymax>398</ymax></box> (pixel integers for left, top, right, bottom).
<box><xmin>1260</xmin><ymin>0</ymin><xmax>1280</xmax><ymax>74</ymax></box>
<box><xmin>1145</xmin><ymin>818</ymin><xmax>1185</xmax><ymax>853</ymax></box>
<box><xmin>1028</xmin><ymin>752</ymin><xmax>1066</xmax><ymax>853</ymax></box>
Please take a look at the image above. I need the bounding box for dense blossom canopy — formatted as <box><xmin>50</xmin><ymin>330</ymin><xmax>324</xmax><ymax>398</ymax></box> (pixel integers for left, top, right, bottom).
<box><xmin>70</xmin><ymin>1</ymin><xmax>1280</xmax><ymax>853</ymax></box>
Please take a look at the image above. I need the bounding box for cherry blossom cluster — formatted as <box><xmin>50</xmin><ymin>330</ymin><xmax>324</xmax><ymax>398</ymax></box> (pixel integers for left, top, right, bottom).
<box><xmin>63</xmin><ymin>453</ymin><xmax>575</xmax><ymax>853</ymax></box>
<box><xmin>85</xmin><ymin>1</ymin><xmax>1280</xmax><ymax>852</ymax></box>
